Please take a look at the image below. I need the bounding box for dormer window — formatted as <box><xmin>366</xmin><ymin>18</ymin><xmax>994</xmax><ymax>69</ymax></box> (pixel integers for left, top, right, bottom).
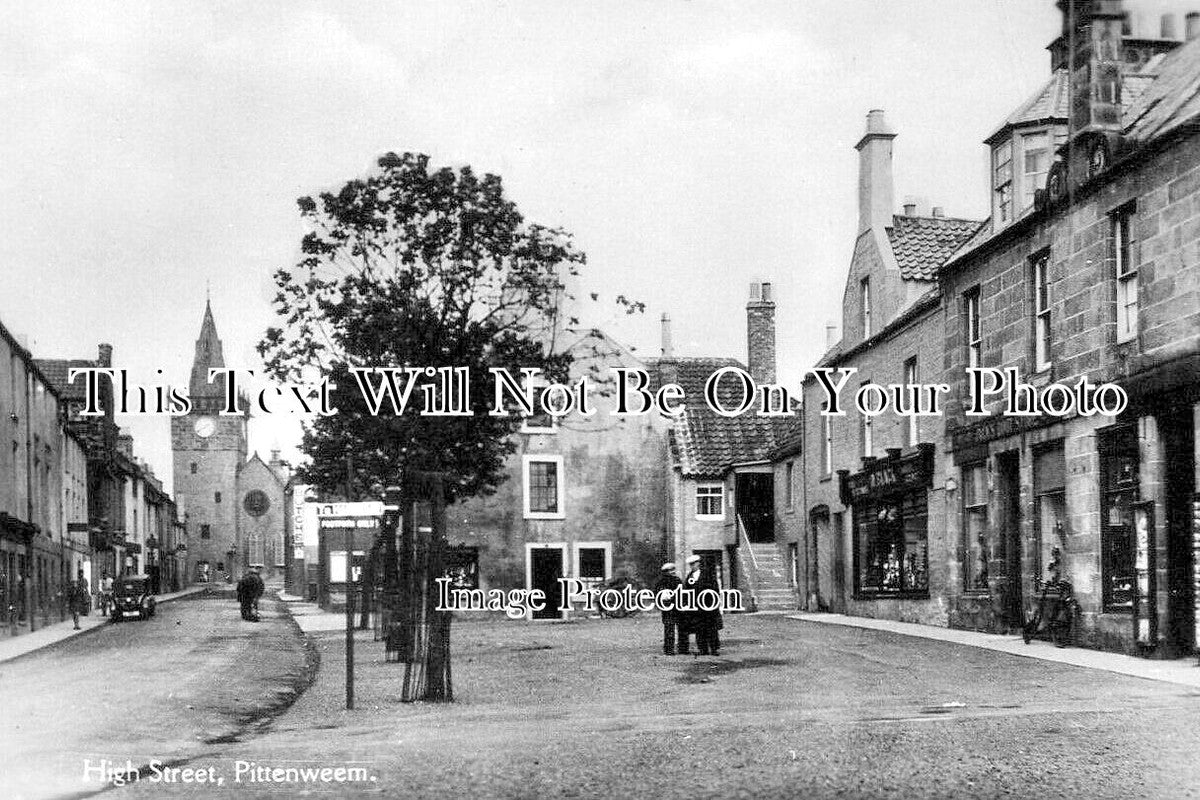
<box><xmin>1021</xmin><ymin>132</ymin><xmax>1050</xmax><ymax>211</ymax></box>
<box><xmin>993</xmin><ymin>140</ymin><xmax>1013</xmax><ymax>224</ymax></box>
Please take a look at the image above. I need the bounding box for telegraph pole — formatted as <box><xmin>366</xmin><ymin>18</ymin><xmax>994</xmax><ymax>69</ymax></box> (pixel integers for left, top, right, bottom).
<box><xmin>345</xmin><ymin>446</ymin><xmax>355</xmax><ymax>711</ymax></box>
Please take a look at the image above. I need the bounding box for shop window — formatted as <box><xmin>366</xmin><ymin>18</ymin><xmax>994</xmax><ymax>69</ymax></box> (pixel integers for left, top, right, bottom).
<box><xmin>1032</xmin><ymin>250</ymin><xmax>1051</xmax><ymax>372</ymax></box>
<box><xmin>523</xmin><ymin>455</ymin><xmax>564</xmax><ymax>519</ymax></box>
<box><xmin>1033</xmin><ymin>443</ymin><xmax>1067</xmax><ymax>589</ymax></box>
<box><xmin>1099</xmin><ymin>426</ymin><xmax>1138</xmax><ymax>611</ymax></box>
<box><xmin>961</xmin><ymin>463</ymin><xmax>989</xmax><ymax>593</ymax></box>
<box><xmin>1112</xmin><ymin>202</ymin><xmax>1138</xmax><ymax>343</ymax></box>
<box><xmin>695</xmin><ymin>484</ymin><xmax>724</xmax><ymax>519</ymax></box>
<box><xmin>854</xmin><ymin>490</ymin><xmax>928</xmax><ymax>597</ymax></box>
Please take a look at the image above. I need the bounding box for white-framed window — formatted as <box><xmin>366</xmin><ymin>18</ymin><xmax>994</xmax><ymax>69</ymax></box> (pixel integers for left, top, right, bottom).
<box><xmin>904</xmin><ymin>357</ymin><xmax>919</xmax><ymax>447</ymax></box>
<box><xmin>1021</xmin><ymin>131</ymin><xmax>1050</xmax><ymax>211</ymax></box>
<box><xmin>1033</xmin><ymin>250</ymin><xmax>1052</xmax><ymax>371</ymax></box>
<box><xmin>994</xmin><ymin>140</ymin><xmax>1013</xmax><ymax>224</ymax></box>
<box><xmin>964</xmin><ymin>288</ymin><xmax>982</xmax><ymax>369</ymax></box>
<box><xmin>523</xmin><ymin>455</ymin><xmax>564</xmax><ymax>519</ymax></box>
<box><xmin>861</xmin><ymin>277</ymin><xmax>872</xmax><ymax>338</ymax></box>
<box><xmin>695</xmin><ymin>484</ymin><xmax>724</xmax><ymax>519</ymax></box>
<box><xmin>574</xmin><ymin>541</ymin><xmax>612</xmax><ymax>595</ymax></box>
<box><xmin>822</xmin><ymin>409</ymin><xmax>833</xmax><ymax>475</ymax></box>
<box><xmin>1112</xmin><ymin>202</ymin><xmax>1138</xmax><ymax>343</ymax></box>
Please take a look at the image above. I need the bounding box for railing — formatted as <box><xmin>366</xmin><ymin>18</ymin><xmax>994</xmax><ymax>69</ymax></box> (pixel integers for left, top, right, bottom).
<box><xmin>736</xmin><ymin>514</ymin><xmax>760</xmax><ymax>611</ymax></box>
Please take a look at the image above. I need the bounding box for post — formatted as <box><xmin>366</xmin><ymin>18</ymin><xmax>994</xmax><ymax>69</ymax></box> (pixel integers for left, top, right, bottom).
<box><xmin>345</xmin><ymin>524</ymin><xmax>355</xmax><ymax>710</ymax></box>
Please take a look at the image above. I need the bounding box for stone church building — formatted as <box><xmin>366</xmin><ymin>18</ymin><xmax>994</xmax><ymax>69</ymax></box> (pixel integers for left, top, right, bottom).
<box><xmin>172</xmin><ymin>301</ymin><xmax>288</xmax><ymax>582</ymax></box>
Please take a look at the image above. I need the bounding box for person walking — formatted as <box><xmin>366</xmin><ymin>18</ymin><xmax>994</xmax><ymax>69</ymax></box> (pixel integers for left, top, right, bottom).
<box><xmin>68</xmin><ymin>573</ymin><xmax>89</xmax><ymax>630</ymax></box>
<box><xmin>652</xmin><ymin>562</ymin><xmax>682</xmax><ymax>655</ymax></box>
<box><xmin>249</xmin><ymin>566</ymin><xmax>265</xmax><ymax>620</ymax></box>
<box><xmin>99</xmin><ymin>571</ymin><xmax>114</xmax><ymax>618</ymax></box>
<box><xmin>236</xmin><ymin>570</ymin><xmax>256</xmax><ymax>621</ymax></box>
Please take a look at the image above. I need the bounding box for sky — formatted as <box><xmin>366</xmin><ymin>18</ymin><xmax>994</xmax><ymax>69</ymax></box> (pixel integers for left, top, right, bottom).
<box><xmin>3</xmin><ymin>0</ymin><xmax>1182</xmax><ymax>492</ymax></box>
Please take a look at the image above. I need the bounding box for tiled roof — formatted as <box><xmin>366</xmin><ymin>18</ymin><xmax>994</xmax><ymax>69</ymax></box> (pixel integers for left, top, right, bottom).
<box><xmin>1125</xmin><ymin>35</ymin><xmax>1200</xmax><ymax>143</ymax></box>
<box><xmin>647</xmin><ymin>357</ymin><xmax>785</xmax><ymax>477</ymax></box>
<box><xmin>985</xmin><ymin>69</ymin><xmax>1069</xmax><ymax>143</ymax></box>
<box><xmin>887</xmin><ymin>215</ymin><xmax>985</xmax><ymax>281</ymax></box>
<box><xmin>34</xmin><ymin>358</ymin><xmax>95</xmax><ymax>400</ymax></box>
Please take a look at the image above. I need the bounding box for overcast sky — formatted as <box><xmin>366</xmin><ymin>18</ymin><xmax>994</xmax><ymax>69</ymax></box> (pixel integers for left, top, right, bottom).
<box><xmin>7</xmin><ymin>0</ymin><xmax>1179</xmax><ymax>491</ymax></box>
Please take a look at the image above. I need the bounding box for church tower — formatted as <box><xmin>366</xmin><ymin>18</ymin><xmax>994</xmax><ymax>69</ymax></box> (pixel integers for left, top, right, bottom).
<box><xmin>172</xmin><ymin>300</ymin><xmax>248</xmax><ymax>579</ymax></box>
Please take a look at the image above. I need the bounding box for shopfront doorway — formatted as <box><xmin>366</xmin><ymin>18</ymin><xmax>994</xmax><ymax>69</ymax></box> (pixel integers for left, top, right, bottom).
<box><xmin>996</xmin><ymin>450</ymin><xmax>1023</xmax><ymax>631</ymax></box>
<box><xmin>1162</xmin><ymin>405</ymin><xmax>1196</xmax><ymax>656</ymax></box>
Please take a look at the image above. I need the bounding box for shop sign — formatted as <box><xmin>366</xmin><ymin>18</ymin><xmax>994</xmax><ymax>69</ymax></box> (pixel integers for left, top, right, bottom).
<box><xmin>949</xmin><ymin>415</ymin><xmax>1057</xmax><ymax>464</ymax></box>
<box><xmin>839</xmin><ymin>444</ymin><xmax>934</xmax><ymax>506</ymax></box>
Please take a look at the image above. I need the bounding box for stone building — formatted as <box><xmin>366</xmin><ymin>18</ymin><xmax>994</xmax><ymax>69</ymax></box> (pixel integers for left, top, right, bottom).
<box><xmin>795</xmin><ymin>110</ymin><xmax>981</xmax><ymax>623</ymax></box>
<box><xmin>446</xmin><ymin>327</ymin><xmax>671</xmax><ymax>618</ymax></box>
<box><xmin>939</xmin><ymin>1</ymin><xmax>1200</xmax><ymax>656</ymax></box>
<box><xmin>172</xmin><ymin>301</ymin><xmax>287</xmax><ymax>582</ymax></box>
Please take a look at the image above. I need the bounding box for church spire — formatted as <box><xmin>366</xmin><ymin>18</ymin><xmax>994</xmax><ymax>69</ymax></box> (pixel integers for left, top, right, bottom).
<box><xmin>190</xmin><ymin>299</ymin><xmax>226</xmax><ymax>397</ymax></box>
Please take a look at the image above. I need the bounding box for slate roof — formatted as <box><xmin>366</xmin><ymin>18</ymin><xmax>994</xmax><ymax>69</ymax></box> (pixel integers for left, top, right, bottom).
<box><xmin>1125</xmin><ymin>35</ymin><xmax>1200</xmax><ymax>143</ymax></box>
<box><xmin>647</xmin><ymin>357</ymin><xmax>785</xmax><ymax>478</ymax></box>
<box><xmin>985</xmin><ymin>69</ymin><xmax>1069</xmax><ymax>143</ymax></box>
<box><xmin>887</xmin><ymin>215</ymin><xmax>985</xmax><ymax>281</ymax></box>
<box><xmin>35</xmin><ymin>358</ymin><xmax>95</xmax><ymax>401</ymax></box>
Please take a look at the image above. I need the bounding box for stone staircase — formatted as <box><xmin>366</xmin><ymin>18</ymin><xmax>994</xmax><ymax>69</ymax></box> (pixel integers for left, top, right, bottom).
<box><xmin>744</xmin><ymin>543</ymin><xmax>797</xmax><ymax>612</ymax></box>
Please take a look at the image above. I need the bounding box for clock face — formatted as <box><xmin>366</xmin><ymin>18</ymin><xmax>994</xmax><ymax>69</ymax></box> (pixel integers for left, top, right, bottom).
<box><xmin>194</xmin><ymin>416</ymin><xmax>217</xmax><ymax>438</ymax></box>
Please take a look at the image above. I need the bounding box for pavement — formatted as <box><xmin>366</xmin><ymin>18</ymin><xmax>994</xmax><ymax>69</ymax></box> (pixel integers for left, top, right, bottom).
<box><xmin>0</xmin><ymin>584</ymin><xmax>209</xmax><ymax>666</ymax></box>
<box><xmin>786</xmin><ymin>611</ymin><xmax>1200</xmax><ymax>688</ymax></box>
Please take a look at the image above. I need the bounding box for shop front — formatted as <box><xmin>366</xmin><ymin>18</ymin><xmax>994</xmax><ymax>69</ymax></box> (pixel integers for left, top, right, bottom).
<box><xmin>838</xmin><ymin>443</ymin><xmax>942</xmax><ymax>622</ymax></box>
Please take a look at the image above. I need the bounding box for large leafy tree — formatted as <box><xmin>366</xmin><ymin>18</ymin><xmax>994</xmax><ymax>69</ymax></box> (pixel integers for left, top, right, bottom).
<box><xmin>261</xmin><ymin>152</ymin><xmax>592</xmax><ymax>500</ymax></box>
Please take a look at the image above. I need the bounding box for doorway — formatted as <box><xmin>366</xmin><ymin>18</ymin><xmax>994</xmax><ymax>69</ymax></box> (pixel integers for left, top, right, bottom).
<box><xmin>996</xmin><ymin>450</ymin><xmax>1023</xmax><ymax>630</ymax></box>
<box><xmin>735</xmin><ymin>473</ymin><xmax>775</xmax><ymax>543</ymax></box>
<box><xmin>1163</xmin><ymin>405</ymin><xmax>1196</xmax><ymax>655</ymax></box>
<box><xmin>527</xmin><ymin>545</ymin><xmax>565</xmax><ymax>620</ymax></box>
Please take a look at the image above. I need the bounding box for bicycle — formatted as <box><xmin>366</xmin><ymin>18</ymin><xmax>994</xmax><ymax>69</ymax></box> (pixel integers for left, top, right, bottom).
<box><xmin>1022</xmin><ymin>579</ymin><xmax>1076</xmax><ymax>647</ymax></box>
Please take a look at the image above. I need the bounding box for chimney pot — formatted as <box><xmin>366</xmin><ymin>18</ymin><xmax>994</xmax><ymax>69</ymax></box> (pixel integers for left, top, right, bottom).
<box><xmin>903</xmin><ymin>202</ymin><xmax>917</xmax><ymax>216</ymax></box>
<box><xmin>1161</xmin><ymin>13</ymin><xmax>1178</xmax><ymax>39</ymax></box>
<box><xmin>825</xmin><ymin>321</ymin><xmax>839</xmax><ymax>350</ymax></box>
<box><xmin>931</xmin><ymin>206</ymin><xmax>945</xmax><ymax>218</ymax></box>
<box><xmin>98</xmin><ymin>343</ymin><xmax>113</xmax><ymax>367</ymax></box>
<box><xmin>1187</xmin><ymin>12</ymin><xmax>1200</xmax><ymax>40</ymax></box>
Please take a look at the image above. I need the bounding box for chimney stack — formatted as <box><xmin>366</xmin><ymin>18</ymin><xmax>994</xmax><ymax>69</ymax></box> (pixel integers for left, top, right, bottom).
<box><xmin>1187</xmin><ymin>12</ymin><xmax>1200</xmax><ymax>40</ymax></box>
<box><xmin>903</xmin><ymin>201</ymin><xmax>917</xmax><ymax>216</ymax></box>
<box><xmin>855</xmin><ymin>109</ymin><xmax>897</xmax><ymax>234</ymax></box>
<box><xmin>825</xmin><ymin>321</ymin><xmax>839</xmax><ymax>350</ymax></box>
<box><xmin>98</xmin><ymin>343</ymin><xmax>113</xmax><ymax>367</ymax></box>
<box><xmin>660</xmin><ymin>312</ymin><xmax>674</xmax><ymax>359</ymax></box>
<box><xmin>746</xmin><ymin>282</ymin><xmax>776</xmax><ymax>385</ymax></box>
<box><xmin>931</xmin><ymin>206</ymin><xmax>945</xmax><ymax>218</ymax></box>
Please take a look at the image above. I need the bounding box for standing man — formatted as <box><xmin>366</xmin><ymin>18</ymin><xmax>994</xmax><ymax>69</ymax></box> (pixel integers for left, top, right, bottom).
<box><xmin>68</xmin><ymin>572</ymin><xmax>89</xmax><ymax>630</ymax></box>
<box><xmin>98</xmin><ymin>571</ymin><xmax>114</xmax><ymax>617</ymax></box>
<box><xmin>653</xmin><ymin>562</ymin><xmax>682</xmax><ymax>655</ymax></box>
<box><xmin>249</xmin><ymin>566</ymin><xmax>265</xmax><ymax>620</ymax></box>
<box><xmin>236</xmin><ymin>570</ymin><xmax>255</xmax><ymax>621</ymax></box>
<box><xmin>683</xmin><ymin>555</ymin><xmax>721</xmax><ymax>656</ymax></box>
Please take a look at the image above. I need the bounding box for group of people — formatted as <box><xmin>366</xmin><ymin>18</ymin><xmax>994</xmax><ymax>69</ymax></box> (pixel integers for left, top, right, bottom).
<box><xmin>236</xmin><ymin>567</ymin><xmax>265</xmax><ymax>621</ymax></box>
<box><xmin>654</xmin><ymin>554</ymin><xmax>723</xmax><ymax>656</ymax></box>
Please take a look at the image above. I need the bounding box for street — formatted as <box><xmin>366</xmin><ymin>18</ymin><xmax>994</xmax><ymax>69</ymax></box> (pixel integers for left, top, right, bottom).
<box><xmin>0</xmin><ymin>590</ymin><xmax>313</xmax><ymax>800</ymax></box>
<box><xmin>6</xmin><ymin>601</ymin><xmax>1191</xmax><ymax>800</ymax></box>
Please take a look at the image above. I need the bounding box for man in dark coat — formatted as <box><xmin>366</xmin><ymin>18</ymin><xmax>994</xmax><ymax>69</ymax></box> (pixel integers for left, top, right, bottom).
<box><xmin>236</xmin><ymin>571</ymin><xmax>256</xmax><ymax>621</ymax></box>
<box><xmin>249</xmin><ymin>567</ymin><xmax>265</xmax><ymax>619</ymax></box>
<box><xmin>652</xmin><ymin>562</ymin><xmax>682</xmax><ymax>655</ymax></box>
<box><xmin>683</xmin><ymin>555</ymin><xmax>721</xmax><ymax>656</ymax></box>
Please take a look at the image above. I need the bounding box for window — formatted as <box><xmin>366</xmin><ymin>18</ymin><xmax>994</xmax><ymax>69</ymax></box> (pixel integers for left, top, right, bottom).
<box><xmin>200</xmin><ymin>524</ymin><xmax>211</xmax><ymax>540</ymax></box>
<box><xmin>695</xmin><ymin>484</ymin><xmax>724</xmax><ymax>519</ymax></box>
<box><xmin>1033</xmin><ymin>443</ymin><xmax>1067</xmax><ymax>590</ymax></box>
<box><xmin>523</xmin><ymin>455</ymin><xmax>564</xmax><ymax>519</ymax></box>
<box><xmin>860</xmin><ymin>383</ymin><xmax>873</xmax><ymax>458</ymax></box>
<box><xmin>190</xmin><ymin>462</ymin><xmax>198</xmax><ymax>475</ymax></box>
<box><xmin>961</xmin><ymin>463</ymin><xmax>989</xmax><ymax>593</ymax></box>
<box><xmin>1021</xmin><ymin>131</ymin><xmax>1050</xmax><ymax>211</ymax></box>
<box><xmin>822</xmin><ymin>406</ymin><xmax>833</xmax><ymax>475</ymax></box>
<box><xmin>904</xmin><ymin>357</ymin><xmax>919</xmax><ymax>446</ymax></box>
<box><xmin>214</xmin><ymin>491</ymin><xmax>222</xmax><ymax>503</ymax></box>
<box><xmin>994</xmin><ymin>140</ymin><xmax>1013</xmax><ymax>223</ymax></box>
<box><xmin>1112</xmin><ymin>202</ymin><xmax>1138</xmax><ymax>342</ymax></box>
<box><xmin>860</xmin><ymin>278</ymin><xmax>872</xmax><ymax>338</ymax></box>
<box><xmin>519</xmin><ymin>375</ymin><xmax>556</xmax><ymax>434</ymax></box>
<box><xmin>964</xmin><ymin>288</ymin><xmax>982</xmax><ymax>369</ymax></box>
<box><xmin>855</xmin><ymin>491</ymin><xmax>929</xmax><ymax>596</ymax></box>
<box><xmin>785</xmin><ymin>461</ymin><xmax>795</xmax><ymax>510</ymax></box>
<box><xmin>1099</xmin><ymin>426</ymin><xmax>1138</xmax><ymax>611</ymax></box>
<box><xmin>1032</xmin><ymin>250</ymin><xmax>1052</xmax><ymax>371</ymax></box>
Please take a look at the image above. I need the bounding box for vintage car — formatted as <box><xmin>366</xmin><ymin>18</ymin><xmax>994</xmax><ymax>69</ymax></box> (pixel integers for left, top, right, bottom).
<box><xmin>110</xmin><ymin>575</ymin><xmax>157</xmax><ymax>621</ymax></box>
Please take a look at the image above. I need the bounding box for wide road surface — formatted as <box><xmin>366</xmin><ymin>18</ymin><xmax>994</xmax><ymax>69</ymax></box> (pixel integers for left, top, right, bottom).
<box><xmin>0</xmin><ymin>589</ymin><xmax>311</xmax><ymax>800</ymax></box>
